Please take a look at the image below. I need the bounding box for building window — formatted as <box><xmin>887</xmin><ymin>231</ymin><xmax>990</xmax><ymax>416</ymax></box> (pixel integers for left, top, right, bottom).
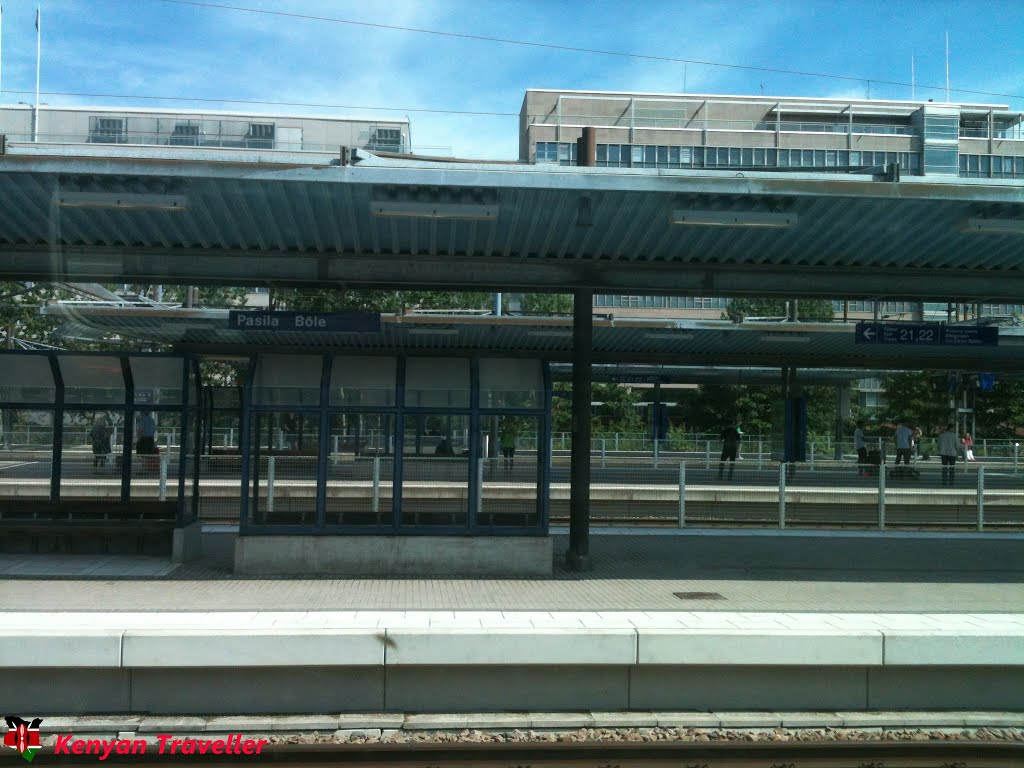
<box><xmin>246</xmin><ymin>123</ymin><xmax>275</xmax><ymax>149</ymax></box>
<box><xmin>89</xmin><ymin>117</ymin><xmax>127</xmax><ymax>144</ymax></box>
<box><xmin>369</xmin><ymin>128</ymin><xmax>403</xmax><ymax>152</ymax></box>
<box><xmin>169</xmin><ymin>123</ymin><xmax>200</xmax><ymax>146</ymax></box>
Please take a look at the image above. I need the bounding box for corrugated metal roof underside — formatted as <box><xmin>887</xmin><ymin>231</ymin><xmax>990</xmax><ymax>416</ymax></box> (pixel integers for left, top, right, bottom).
<box><xmin>1</xmin><ymin>154</ymin><xmax>1023</xmax><ymax>297</ymax></box>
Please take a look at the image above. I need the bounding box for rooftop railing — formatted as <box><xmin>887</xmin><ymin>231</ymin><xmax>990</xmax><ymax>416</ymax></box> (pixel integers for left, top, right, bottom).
<box><xmin>529</xmin><ymin>114</ymin><xmax>918</xmax><ymax>136</ymax></box>
<box><xmin>0</xmin><ymin>130</ymin><xmax>451</xmax><ymax>156</ymax></box>
<box><xmin>960</xmin><ymin>125</ymin><xmax>1024</xmax><ymax>140</ymax></box>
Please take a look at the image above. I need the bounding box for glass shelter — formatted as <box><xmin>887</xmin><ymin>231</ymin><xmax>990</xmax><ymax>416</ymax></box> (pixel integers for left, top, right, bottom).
<box><xmin>240</xmin><ymin>353</ymin><xmax>552</xmax><ymax>536</ymax></box>
<box><xmin>0</xmin><ymin>351</ymin><xmax>199</xmax><ymax>555</ymax></box>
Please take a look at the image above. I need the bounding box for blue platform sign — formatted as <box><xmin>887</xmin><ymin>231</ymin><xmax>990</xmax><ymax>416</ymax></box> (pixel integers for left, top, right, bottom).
<box><xmin>855</xmin><ymin>322</ymin><xmax>997</xmax><ymax>347</ymax></box>
<box><xmin>228</xmin><ymin>311</ymin><xmax>381</xmax><ymax>333</ymax></box>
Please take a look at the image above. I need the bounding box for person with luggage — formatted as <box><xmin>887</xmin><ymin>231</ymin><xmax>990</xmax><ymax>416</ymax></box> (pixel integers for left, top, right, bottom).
<box><xmin>962</xmin><ymin>432</ymin><xmax>976</xmax><ymax>462</ymax></box>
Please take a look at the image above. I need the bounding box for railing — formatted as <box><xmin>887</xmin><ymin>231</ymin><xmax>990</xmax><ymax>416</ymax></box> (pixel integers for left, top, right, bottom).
<box><xmin>960</xmin><ymin>126</ymin><xmax>1024</xmax><ymax>140</ymax></box>
<box><xmin>0</xmin><ymin>130</ymin><xmax>453</xmax><ymax>157</ymax></box>
<box><xmin>5</xmin><ymin>426</ymin><xmax>1023</xmax><ymax>468</ymax></box>
<box><xmin>529</xmin><ymin>114</ymin><xmax>918</xmax><ymax>136</ymax></box>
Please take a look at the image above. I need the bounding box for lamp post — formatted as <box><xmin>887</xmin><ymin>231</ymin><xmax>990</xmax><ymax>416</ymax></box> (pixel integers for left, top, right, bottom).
<box><xmin>18</xmin><ymin>101</ymin><xmax>44</xmax><ymax>142</ymax></box>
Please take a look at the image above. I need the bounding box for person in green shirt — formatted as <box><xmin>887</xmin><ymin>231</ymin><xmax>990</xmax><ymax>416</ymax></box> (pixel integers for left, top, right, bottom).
<box><xmin>500</xmin><ymin>419</ymin><xmax>518</xmax><ymax>471</ymax></box>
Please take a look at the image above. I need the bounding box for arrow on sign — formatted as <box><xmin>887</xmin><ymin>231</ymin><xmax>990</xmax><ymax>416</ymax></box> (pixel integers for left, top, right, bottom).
<box><xmin>861</xmin><ymin>326</ymin><xmax>875</xmax><ymax>341</ymax></box>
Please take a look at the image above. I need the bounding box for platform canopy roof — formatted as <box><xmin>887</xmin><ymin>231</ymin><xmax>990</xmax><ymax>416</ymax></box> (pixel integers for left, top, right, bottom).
<box><xmin>2</xmin><ymin>143</ymin><xmax>1024</xmax><ymax>300</ymax></box>
<box><xmin>40</xmin><ymin>306</ymin><xmax>1024</xmax><ymax>372</ymax></box>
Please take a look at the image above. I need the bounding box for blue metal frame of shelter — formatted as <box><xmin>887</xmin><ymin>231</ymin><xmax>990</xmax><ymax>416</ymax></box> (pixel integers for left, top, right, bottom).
<box><xmin>0</xmin><ymin>350</ymin><xmax>200</xmax><ymax>527</ymax></box>
<box><xmin>237</xmin><ymin>353</ymin><xmax>551</xmax><ymax>537</ymax></box>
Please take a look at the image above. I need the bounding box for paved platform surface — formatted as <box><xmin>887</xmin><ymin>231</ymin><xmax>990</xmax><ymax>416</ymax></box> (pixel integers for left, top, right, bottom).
<box><xmin>2</xmin><ymin>529</ymin><xmax>1021</xmax><ymax>613</ymax></box>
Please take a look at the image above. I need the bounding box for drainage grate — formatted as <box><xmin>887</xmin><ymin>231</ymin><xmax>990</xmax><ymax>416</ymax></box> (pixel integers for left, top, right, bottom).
<box><xmin>673</xmin><ymin>591</ymin><xmax>725</xmax><ymax>600</ymax></box>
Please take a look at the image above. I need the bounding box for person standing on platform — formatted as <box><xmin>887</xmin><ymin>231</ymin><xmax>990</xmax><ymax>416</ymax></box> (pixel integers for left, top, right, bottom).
<box><xmin>136</xmin><ymin>411</ymin><xmax>157</xmax><ymax>454</ymax></box>
<box><xmin>963</xmin><ymin>432</ymin><xmax>976</xmax><ymax>462</ymax></box>
<box><xmin>718</xmin><ymin>421</ymin><xmax>742</xmax><ymax>481</ymax></box>
<box><xmin>90</xmin><ymin>413</ymin><xmax>113</xmax><ymax>470</ymax></box>
<box><xmin>894</xmin><ymin>419</ymin><xmax>913</xmax><ymax>466</ymax></box>
<box><xmin>499</xmin><ymin>419</ymin><xmax>518</xmax><ymax>471</ymax></box>
<box><xmin>938</xmin><ymin>424</ymin><xmax>959</xmax><ymax>485</ymax></box>
<box><xmin>854</xmin><ymin>421</ymin><xmax>867</xmax><ymax>469</ymax></box>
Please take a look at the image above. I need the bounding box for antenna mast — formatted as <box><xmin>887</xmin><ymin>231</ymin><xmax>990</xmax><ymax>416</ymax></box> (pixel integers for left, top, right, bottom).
<box><xmin>945</xmin><ymin>31</ymin><xmax>950</xmax><ymax>102</ymax></box>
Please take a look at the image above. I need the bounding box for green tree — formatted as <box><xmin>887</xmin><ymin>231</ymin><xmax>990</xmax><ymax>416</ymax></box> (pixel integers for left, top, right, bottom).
<box><xmin>550</xmin><ymin>382</ymin><xmax>644</xmax><ymax>434</ymax></box>
<box><xmin>723</xmin><ymin>298</ymin><xmax>835</xmax><ymax>323</ymax></box>
<box><xmin>272</xmin><ymin>288</ymin><xmax>490</xmax><ymax>313</ymax></box>
<box><xmin>519</xmin><ymin>294</ymin><xmax>573</xmax><ymax>315</ymax></box>
<box><xmin>881</xmin><ymin>372</ymin><xmax>949</xmax><ymax>433</ymax></box>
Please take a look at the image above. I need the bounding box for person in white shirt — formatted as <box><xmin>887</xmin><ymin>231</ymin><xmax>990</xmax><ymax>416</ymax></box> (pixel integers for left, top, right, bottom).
<box><xmin>854</xmin><ymin>421</ymin><xmax>867</xmax><ymax>466</ymax></box>
<box><xmin>894</xmin><ymin>419</ymin><xmax>913</xmax><ymax>466</ymax></box>
<box><xmin>938</xmin><ymin>424</ymin><xmax>960</xmax><ymax>485</ymax></box>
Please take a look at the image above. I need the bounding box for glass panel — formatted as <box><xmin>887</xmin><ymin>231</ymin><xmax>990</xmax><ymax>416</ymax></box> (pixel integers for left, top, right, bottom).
<box><xmin>0</xmin><ymin>410</ymin><xmax>52</xmax><ymax>510</ymax></box>
<box><xmin>253</xmin><ymin>354</ymin><xmax>322</xmax><ymax>406</ymax></box>
<box><xmin>850</xmin><ymin>151</ymin><xmax>861</xmax><ymax>165</ymax></box>
<box><xmin>326</xmin><ymin>413</ymin><xmax>394</xmax><ymax>526</ymax></box>
<box><xmin>329</xmin><ymin>356</ymin><xmax>396</xmax><ymax>406</ymax></box>
<box><xmin>405</xmin><ymin>358</ymin><xmax>470</xmax><ymax>408</ymax></box>
<box><xmin>60</xmin><ymin>409</ymin><xmax>126</xmax><ymax>500</ymax></box>
<box><xmin>814</xmin><ymin>149</ymin><xmax>825</xmax><ymax>166</ymax></box>
<box><xmin>741</xmin><ymin>148</ymin><xmax>753</xmax><ymax>165</ymax></box>
<box><xmin>656</xmin><ymin>145</ymin><xmax>668</xmax><ymax>165</ymax></box>
<box><xmin>60</xmin><ymin>356</ymin><xmax>125</xmax><ymax>405</ymax></box>
<box><xmin>631</xmin><ymin>146</ymin><xmax>643</xmax><ymax>164</ymax></box>
<box><xmin>728</xmin><ymin>148</ymin><xmax>741</xmax><ymax>165</ymax></box>
<box><xmin>479</xmin><ymin>415</ymin><xmax>541</xmax><ymax>528</ymax></box>
<box><xmin>129</xmin><ymin>356</ymin><xmax>184</xmax><ymax>406</ymax></box>
<box><xmin>129</xmin><ymin>411</ymin><xmax>181</xmax><ymax>503</ymax></box>
<box><xmin>668</xmin><ymin>146</ymin><xmax>680</xmax><ymax>164</ymax></box>
<box><xmin>400</xmin><ymin>414</ymin><xmax>470</xmax><ymax>527</ymax></box>
<box><xmin>246</xmin><ymin>411</ymin><xmax>319</xmax><ymax>527</ymax></box>
<box><xmin>0</xmin><ymin>356</ymin><xmax>54</xmax><ymax>403</ymax></box>
<box><xmin>607</xmin><ymin>144</ymin><xmax>620</xmax><ymax>163</ymax></box>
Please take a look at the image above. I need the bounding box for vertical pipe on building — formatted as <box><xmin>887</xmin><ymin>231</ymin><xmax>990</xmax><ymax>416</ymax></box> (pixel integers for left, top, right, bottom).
<box><xmin>576</xmin><ymin>127</ymin><xmax>596</xmax><ymax>168</ymax></box>
<box><xmin>567</xmin><ymin>288</ymin><xmax>593</xmax><ymax>571</ymax></box>
<box><xmin>556</xmin><ymin>95</ymin><xmax>562</xmax><ymax>143</ymax></box>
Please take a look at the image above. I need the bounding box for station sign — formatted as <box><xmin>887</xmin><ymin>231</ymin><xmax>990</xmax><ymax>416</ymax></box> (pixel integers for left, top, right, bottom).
<box><xmin>609</xmin><ymin>375</ymin><xmax>670</xmax><ymax>384</ymax></box>
<box><xmin>855</xmin><ymin>322</ymin><xmax>998</xmax><ymax>347</ymax></box>
<box><xmin>228</xmin><ymin>311</ymin><xmax>381</xmax><ymax>333</ymax></box>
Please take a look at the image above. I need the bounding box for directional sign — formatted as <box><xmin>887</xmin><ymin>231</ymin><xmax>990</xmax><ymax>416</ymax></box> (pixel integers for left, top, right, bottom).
<box><xmin>855</xmin><ymin>322</ymin><xmax>997</xmax><ymax>347</ymax></box>
<box><xmin>228</xmin><ymin>311</ymin><xmax>381</xmax><ymax>333</ymax></box>
<box><xmin>941</xmin><ymin>326</ymin><xmax>999</xmax><ymax>346</ymax></box>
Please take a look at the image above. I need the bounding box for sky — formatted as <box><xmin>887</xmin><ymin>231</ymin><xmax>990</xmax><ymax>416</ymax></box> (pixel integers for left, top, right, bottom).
<box><xmin>0</xmin><ymin>0</ymin><xmax>1022</xmax><ymax>159</ymax></box>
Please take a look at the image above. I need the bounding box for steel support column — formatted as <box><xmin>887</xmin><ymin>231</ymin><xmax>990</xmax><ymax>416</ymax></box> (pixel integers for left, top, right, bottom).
<box><xmin>567</xmin><ymin>289</ymin><xmax>593</xmax><ymax>571</ymax></box>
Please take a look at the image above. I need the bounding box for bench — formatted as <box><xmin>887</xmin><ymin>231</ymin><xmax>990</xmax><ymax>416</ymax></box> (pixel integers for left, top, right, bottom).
<box><xmin>0</xmin><ymin>500</ymin><xmax>177</xmax><ymax>555</ymax></box>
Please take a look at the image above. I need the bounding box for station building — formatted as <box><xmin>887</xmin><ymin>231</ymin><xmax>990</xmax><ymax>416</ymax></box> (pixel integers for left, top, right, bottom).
<box><xmin>521</xmin><ymin>88</ymin><xmax>1024</xmax><ymax>324</ymax></box>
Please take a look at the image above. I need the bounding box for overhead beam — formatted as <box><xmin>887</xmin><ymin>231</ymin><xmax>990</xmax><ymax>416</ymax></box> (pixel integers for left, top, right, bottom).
<box><xmin>4</xmin><ymin>245</ymin><xmax>1024</xmax><ymax>302</ymax></box>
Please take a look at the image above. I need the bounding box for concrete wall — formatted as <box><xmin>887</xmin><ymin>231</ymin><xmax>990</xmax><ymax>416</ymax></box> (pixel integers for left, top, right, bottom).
<box><xmin>234</xmin><ymin>535</ymin><xmax>554</xmax><ymax>576</ymax></box>
<box><xmin>4</xmin><ymin>665</ymin><xmax>1023</xmax><ymax>714</ymax></box>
